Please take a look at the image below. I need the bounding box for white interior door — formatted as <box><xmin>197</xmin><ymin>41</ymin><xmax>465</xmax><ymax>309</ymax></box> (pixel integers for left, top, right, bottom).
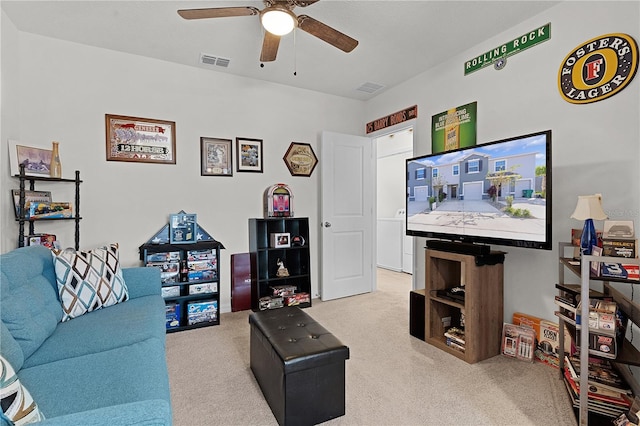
<box><xmin>320</xmin><ymin>131</ymin><xmax>374</xmax><ymax>301</ymax></box>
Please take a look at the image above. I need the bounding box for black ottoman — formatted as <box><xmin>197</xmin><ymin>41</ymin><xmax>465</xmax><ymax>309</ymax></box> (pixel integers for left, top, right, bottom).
<box><xmin>249</xmin><ymin>306</ymin><xmax>349</xmax><ymax>426</ymax></box>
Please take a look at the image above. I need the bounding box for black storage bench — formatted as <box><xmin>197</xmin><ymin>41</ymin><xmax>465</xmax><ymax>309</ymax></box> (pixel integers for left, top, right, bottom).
<box><xmin>249</xmin><ymin>306</ymin><xmax>350</xmax><ymax>426</ymax></box>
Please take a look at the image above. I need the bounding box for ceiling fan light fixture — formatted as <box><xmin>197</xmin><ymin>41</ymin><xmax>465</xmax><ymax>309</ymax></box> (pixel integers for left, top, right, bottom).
<box><xmin>261</xmin><ymin>6</ymin><xmax>296</xmax><ymax>36</ymax></box>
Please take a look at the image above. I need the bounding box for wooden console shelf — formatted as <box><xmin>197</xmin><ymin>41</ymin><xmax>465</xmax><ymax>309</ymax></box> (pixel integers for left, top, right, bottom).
<box><xmin>424</xmin><ymin>248</ymin><xmax>504</xmax><ymax>363</ymax></box>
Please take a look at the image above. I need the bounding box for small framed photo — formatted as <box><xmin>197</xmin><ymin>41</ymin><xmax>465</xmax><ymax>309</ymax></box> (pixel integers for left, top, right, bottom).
<box><xmin>270</xmin><ymin>232</ymin><xmax>291</xmax><ymax>248</ymax></box>
<box><xmin>105</xmin><ymin>114</ymin><xmax>176</xmax><ymax>164</ymax></box>
<box><xmin>9</xmin><ymin>140</ymin><xmax>53</xmax><ymax>177</ymax></box>
<box><xmin>169</xmin><ymin>213</ymin><xmax>198</xmax><ymax>244</ymax></box>
<box><xmin>201</xmin><ymin>137</ymin><xmax>233</xmax><ymax>176</ymax></box>
<box><xmin>236</xmin><ymin>137</ymin><xmax>263</xmax><ymax>173</ymax></box>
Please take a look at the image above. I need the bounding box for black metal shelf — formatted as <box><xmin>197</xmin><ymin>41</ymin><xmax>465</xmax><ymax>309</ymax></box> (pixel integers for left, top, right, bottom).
<box><xmin>14</xmin><ymin>164</ymin><xmax>81</xmax><ymax>250</ymax></box>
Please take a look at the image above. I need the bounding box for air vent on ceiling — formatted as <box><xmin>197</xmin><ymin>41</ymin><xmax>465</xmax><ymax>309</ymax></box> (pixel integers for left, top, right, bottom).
<box><xmin>356</xmin><ymin>82</ymin><xmax>385</xmax><ymax>94</ymax></box>
<box><xmin>200</xmin><ymin>53</ymin><xmax>230</xmax><ymax>68</ymax></box>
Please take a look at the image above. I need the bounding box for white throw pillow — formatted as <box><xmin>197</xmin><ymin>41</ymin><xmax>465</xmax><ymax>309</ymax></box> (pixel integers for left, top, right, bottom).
<box><xmin>51</xmin><ymin>243</ymin><xmax>129</xmax><ymax>321</ymax></box>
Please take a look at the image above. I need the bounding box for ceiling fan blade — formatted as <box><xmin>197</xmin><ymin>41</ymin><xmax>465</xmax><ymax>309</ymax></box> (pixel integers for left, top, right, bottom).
<box><xmin>297</xmin><ymin>15</ymin><xmax>358</xmax><ymax>53</ymax></box>
<box><xmin>292</xmin><ymin>0</ymin><xmax>320</xmax><ymax>7</ymax></box>
<box><xmin>177</xmin><ymin>7</ymin><xmax>259</xmax><ymax>20</ymax></box>
<box><xmin>260</xmin><ymin>31</ymin><xmax>281</xmax><ymax>62</ymax></box>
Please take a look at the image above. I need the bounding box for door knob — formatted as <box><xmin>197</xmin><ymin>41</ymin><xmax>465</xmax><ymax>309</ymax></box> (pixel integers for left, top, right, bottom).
<box><xmin>324</xmin><ymin>222</ymin><xmax>332</xmax><ymax>228</ymax></box>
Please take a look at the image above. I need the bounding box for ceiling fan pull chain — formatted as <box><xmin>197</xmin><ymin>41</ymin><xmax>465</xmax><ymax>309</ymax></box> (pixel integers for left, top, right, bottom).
<box><xmin>293</xmin><ymin>29</ymin><xmax>297</xmax><ymax>76</ymax></box>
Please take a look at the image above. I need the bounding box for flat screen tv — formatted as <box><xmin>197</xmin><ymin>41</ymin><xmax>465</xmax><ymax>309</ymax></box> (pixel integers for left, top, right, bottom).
<box><xmin>406</xmin><ymin>130</ymin><xmax>552</xmax><ymax>250</ymax></box>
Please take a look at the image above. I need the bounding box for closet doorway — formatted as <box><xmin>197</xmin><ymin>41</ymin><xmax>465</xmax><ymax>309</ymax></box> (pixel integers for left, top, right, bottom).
<box><xmin>375</xmin><ymin>126</ymin><xmax>414</xmax><ymax>274</ymax></box>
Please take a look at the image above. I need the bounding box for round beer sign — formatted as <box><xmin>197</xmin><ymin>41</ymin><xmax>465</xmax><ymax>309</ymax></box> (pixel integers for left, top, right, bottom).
<box><xmin>558</xmin><ymin>33</ymin><xmax>638</xmax><ymax>104</ymax></box>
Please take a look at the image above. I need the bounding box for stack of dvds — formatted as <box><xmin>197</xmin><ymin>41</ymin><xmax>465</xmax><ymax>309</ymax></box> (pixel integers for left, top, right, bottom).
<box><xmin>186</xmin><ymin>248</ymin><xmax>217</xmax><ymax>286</ymax></box>
<box><xmin>563</xmin><ymin>355</ymin><xmax>634</xmax><ymax>419</ymax></box>
<box><xmin>444</xmin><ymin>327</ymin><xmax>465</xmax><ymax>353</ymax></box>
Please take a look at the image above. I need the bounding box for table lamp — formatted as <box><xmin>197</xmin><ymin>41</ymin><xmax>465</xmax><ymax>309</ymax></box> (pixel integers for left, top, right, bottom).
<box><xmin>570</xmin><ymin>194</ymin><xmax>608</xmax><ymax>256</ymax></box>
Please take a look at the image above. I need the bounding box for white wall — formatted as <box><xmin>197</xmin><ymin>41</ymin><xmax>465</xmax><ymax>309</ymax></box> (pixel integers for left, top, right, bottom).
<box><xmin>365</xmin><ymin>1</ymin><xmax>640</xmax><ymax>324</ymax></box>
<box><xmin>1</xmin><ymin>13</ymin><xmax>364</xmax><ymax>313</ymax></box>
<box><xmin>2</xmin><ymin>2</ymin><xmax>639</xmax><ymax>327</ymax></box>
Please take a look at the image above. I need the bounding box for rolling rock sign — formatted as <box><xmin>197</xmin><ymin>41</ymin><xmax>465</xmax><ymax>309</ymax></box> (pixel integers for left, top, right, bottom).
<box><xmin>558</xmin><ymin>33</ymin><xmax>638</xmax><ymax>104</ymax></box>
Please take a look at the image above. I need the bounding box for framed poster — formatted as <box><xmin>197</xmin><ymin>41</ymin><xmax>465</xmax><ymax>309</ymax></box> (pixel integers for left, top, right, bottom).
<box><xmin>9</xmin><ymin>140</ymin><xmax>53</xmax><ymax>177</ymax></box>
<box><xmin>430</xmin><ymin>102</ymin><xmax>477</xmax><ymax>154</ymax></box>
<box><xmin>105</xmin><ymin>114</ymin><xmax>176</xmax><ymax>164</ymax></box>
<box><xmin>201</xmin><ymin>137</ymin><xmax>232</xmax><ymax>176</ymax></box>
<box><xmin>283</xmin><ymin>142</ymin><xmax>318</xmax><ymax>177</ymax></box>
<box><xmin>169</xmin><ymin>213</ymin><xmax>197</xmax><ymax>244</ymax></box>
<box><xmin>236</xmin><ymin>137</ymin><xmax>263</xmax><ymax>173</ymax></box>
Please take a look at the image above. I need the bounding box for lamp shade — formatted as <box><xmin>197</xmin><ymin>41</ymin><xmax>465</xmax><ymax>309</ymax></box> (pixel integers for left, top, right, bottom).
<box><xmin>261</xmin><ymin>7</ymin><xmax>296</xmax><ymax>36</ymax></box>
<box><xmin>570</xmin><ymin>194</ymin><xmax>608</xmax><ymax>221</ymax></box>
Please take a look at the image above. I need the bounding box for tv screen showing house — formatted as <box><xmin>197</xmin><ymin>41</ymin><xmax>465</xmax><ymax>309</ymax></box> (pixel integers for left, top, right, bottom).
<box><xmin>406</xmin><ymin>130</ymin><xmax>552</xmax><ymax>250</ymax></box>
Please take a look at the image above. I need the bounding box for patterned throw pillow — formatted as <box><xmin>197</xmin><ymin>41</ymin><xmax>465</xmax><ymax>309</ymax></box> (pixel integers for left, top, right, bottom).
<box><xmin>0</xmin><ymin>354</ymin><xmax>45</xmax><ymax>424</ymax></box>
<box><xmin>51</xmin><ymin>243</ymin><xmax>129</xmax><ymax>322</ymax></box>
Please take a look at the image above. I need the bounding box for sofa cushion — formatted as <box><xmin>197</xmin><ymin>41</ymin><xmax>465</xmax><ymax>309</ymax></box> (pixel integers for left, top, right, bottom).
<box><xmin>0</xmin><ymin>246</ymin><xmax>62</xmax><ymax>360</ymax></box>
<box><xmin>0</xmin><ymin>354</ymin><xmax>45</xmax><ymax>425</ymax></box>
<box><xmin>0</xmin><ymin>322</ymin><xmax>24</xmax><ymax>372</ymax></box>
<box><xmin>51</xmin><ymin>244</ymin><xmax>129</xmax><ymax>322</ymax></box>
<box><xmin>22</xmin><ymin>295</ymin><xmax>166</xmax><ymax>369</ymax></box>
<box><xmin>18</xmin><ymin>338</ymin><xmax>170</xmax><ymax>419</ymax></box>
<box><xmin>32</xmin><ymin>399</ymin><xmax>171</xmax><ymax>426</ymax></box>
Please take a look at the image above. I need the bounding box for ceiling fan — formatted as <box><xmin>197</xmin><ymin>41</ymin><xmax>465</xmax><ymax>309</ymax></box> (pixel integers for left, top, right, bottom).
<box><xmin>177</xmin><ymin>0</ymin><xmax>358</xmax><ymax>62</ymax></box>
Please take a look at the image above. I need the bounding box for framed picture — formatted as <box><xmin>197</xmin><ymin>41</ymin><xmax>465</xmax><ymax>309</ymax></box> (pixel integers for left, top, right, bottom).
<box><xmin>105</xmin><ymin>114</ymin><xmax>176</xmax><ymax>164</ymax></box>
<box><xmin>8</xmin><ymin>140</ymin><xmax>53</xmax><ymax>177</ymax></box>
<box><xmin>169</xmin><ymin>213</ymin><xmax>198</xmax><ymax>244</ymax></box>
<box><xmin>11</xmin><ymin>189</ymin><xmax>52</xmax><ymax>218</ymax></box>
<box><xmin>270</xmin><ymin>232</ymin><xmax>291</xmax><ymax>248</ymax></box>
<box><xmin>201</xmin><ymin>137</ymin><xmax>233</xmax><ymax>176</ymax></box>
<box><xmin>236</xmin><ymin>137</ymin><xmax>263</xmax><ymax>173</ymax></box>
<box><xmin>283</xmin><ymin>142</ymin><xmax>318</xmax><ymax>177</ymax></box>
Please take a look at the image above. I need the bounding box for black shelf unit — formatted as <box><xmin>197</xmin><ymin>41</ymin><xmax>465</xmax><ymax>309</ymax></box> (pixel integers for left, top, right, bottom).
<box><xmin>140</xmin><ymin>240</ymin><xmax>223</xmax><ymax>333</ymax></box>
<box><xmin>14</xmin><ymin>163</ymin><xmax>82</xmax><ymax>250</ymax></box>
<box><xmin>248</xmin><ymin>217</ymin><xmax>311</xmax><ymax>311</ymax></box>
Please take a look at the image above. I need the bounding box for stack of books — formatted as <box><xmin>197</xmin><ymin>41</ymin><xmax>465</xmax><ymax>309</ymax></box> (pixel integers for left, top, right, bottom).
<box><xmin>444</xmin><ymin>327</ymin><xmax>465</xmax><ymax>353</ymax></box>
<box><xmin>563</xmin><ymin>355</ymin><xmax>634</xmax><ymax>419</ymax></box>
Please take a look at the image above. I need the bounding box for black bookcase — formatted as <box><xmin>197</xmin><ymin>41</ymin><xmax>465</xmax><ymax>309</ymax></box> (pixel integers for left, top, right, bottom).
<box><xmin>248</xmin><ymin>217</ymin><xmax>311</xmax><ymax>311</ymax></box>
<box><xmin>140</xmin><ymin>233</ymin><xmax>224</xmax><ymax>333</ymax></box>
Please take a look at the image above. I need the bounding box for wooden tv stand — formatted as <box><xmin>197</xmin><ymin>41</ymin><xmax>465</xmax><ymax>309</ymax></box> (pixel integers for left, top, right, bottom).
<box><xmin>424</xmin><ymin>248</ymin><xmax>504</xmax><ymax>363</ymax></box>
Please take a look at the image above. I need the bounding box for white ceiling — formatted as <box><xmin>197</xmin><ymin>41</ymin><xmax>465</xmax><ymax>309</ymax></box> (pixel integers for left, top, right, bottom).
<box><xmin>1</xmin><ymin>0</ymin><xmax>560</xmax><ymax>100</ymax></box>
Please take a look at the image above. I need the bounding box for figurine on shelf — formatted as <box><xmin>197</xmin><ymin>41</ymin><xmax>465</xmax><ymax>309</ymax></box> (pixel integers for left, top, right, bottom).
<box><xmin>276</xmin><ymin>258</ymin><xmax>290</xmax><ymax>277</ymax></box>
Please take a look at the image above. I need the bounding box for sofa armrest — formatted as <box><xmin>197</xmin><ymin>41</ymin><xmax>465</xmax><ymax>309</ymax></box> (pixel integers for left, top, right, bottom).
<box><xmin>35</xmin><ymin>399</ymin><xmax>171</xmax><ymax>426</ymax></box>
<box><xmin>122</xmin><ymin>267</ymin><xmax>161</xmax><ymax>299</ymax></box>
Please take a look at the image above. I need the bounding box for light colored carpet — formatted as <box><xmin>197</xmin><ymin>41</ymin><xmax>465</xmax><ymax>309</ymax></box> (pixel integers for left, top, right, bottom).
<box><xmin>166</xmin><ymin>268</ymin><xmax>576</xmax><ymax>425</ymax></box>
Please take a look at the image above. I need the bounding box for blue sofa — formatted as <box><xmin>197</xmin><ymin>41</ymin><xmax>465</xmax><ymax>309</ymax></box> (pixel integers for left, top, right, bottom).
<box><xmin>0</xmin><ymin>245</ymin><xmax>172</xmax><ymax>425</ymax></box>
